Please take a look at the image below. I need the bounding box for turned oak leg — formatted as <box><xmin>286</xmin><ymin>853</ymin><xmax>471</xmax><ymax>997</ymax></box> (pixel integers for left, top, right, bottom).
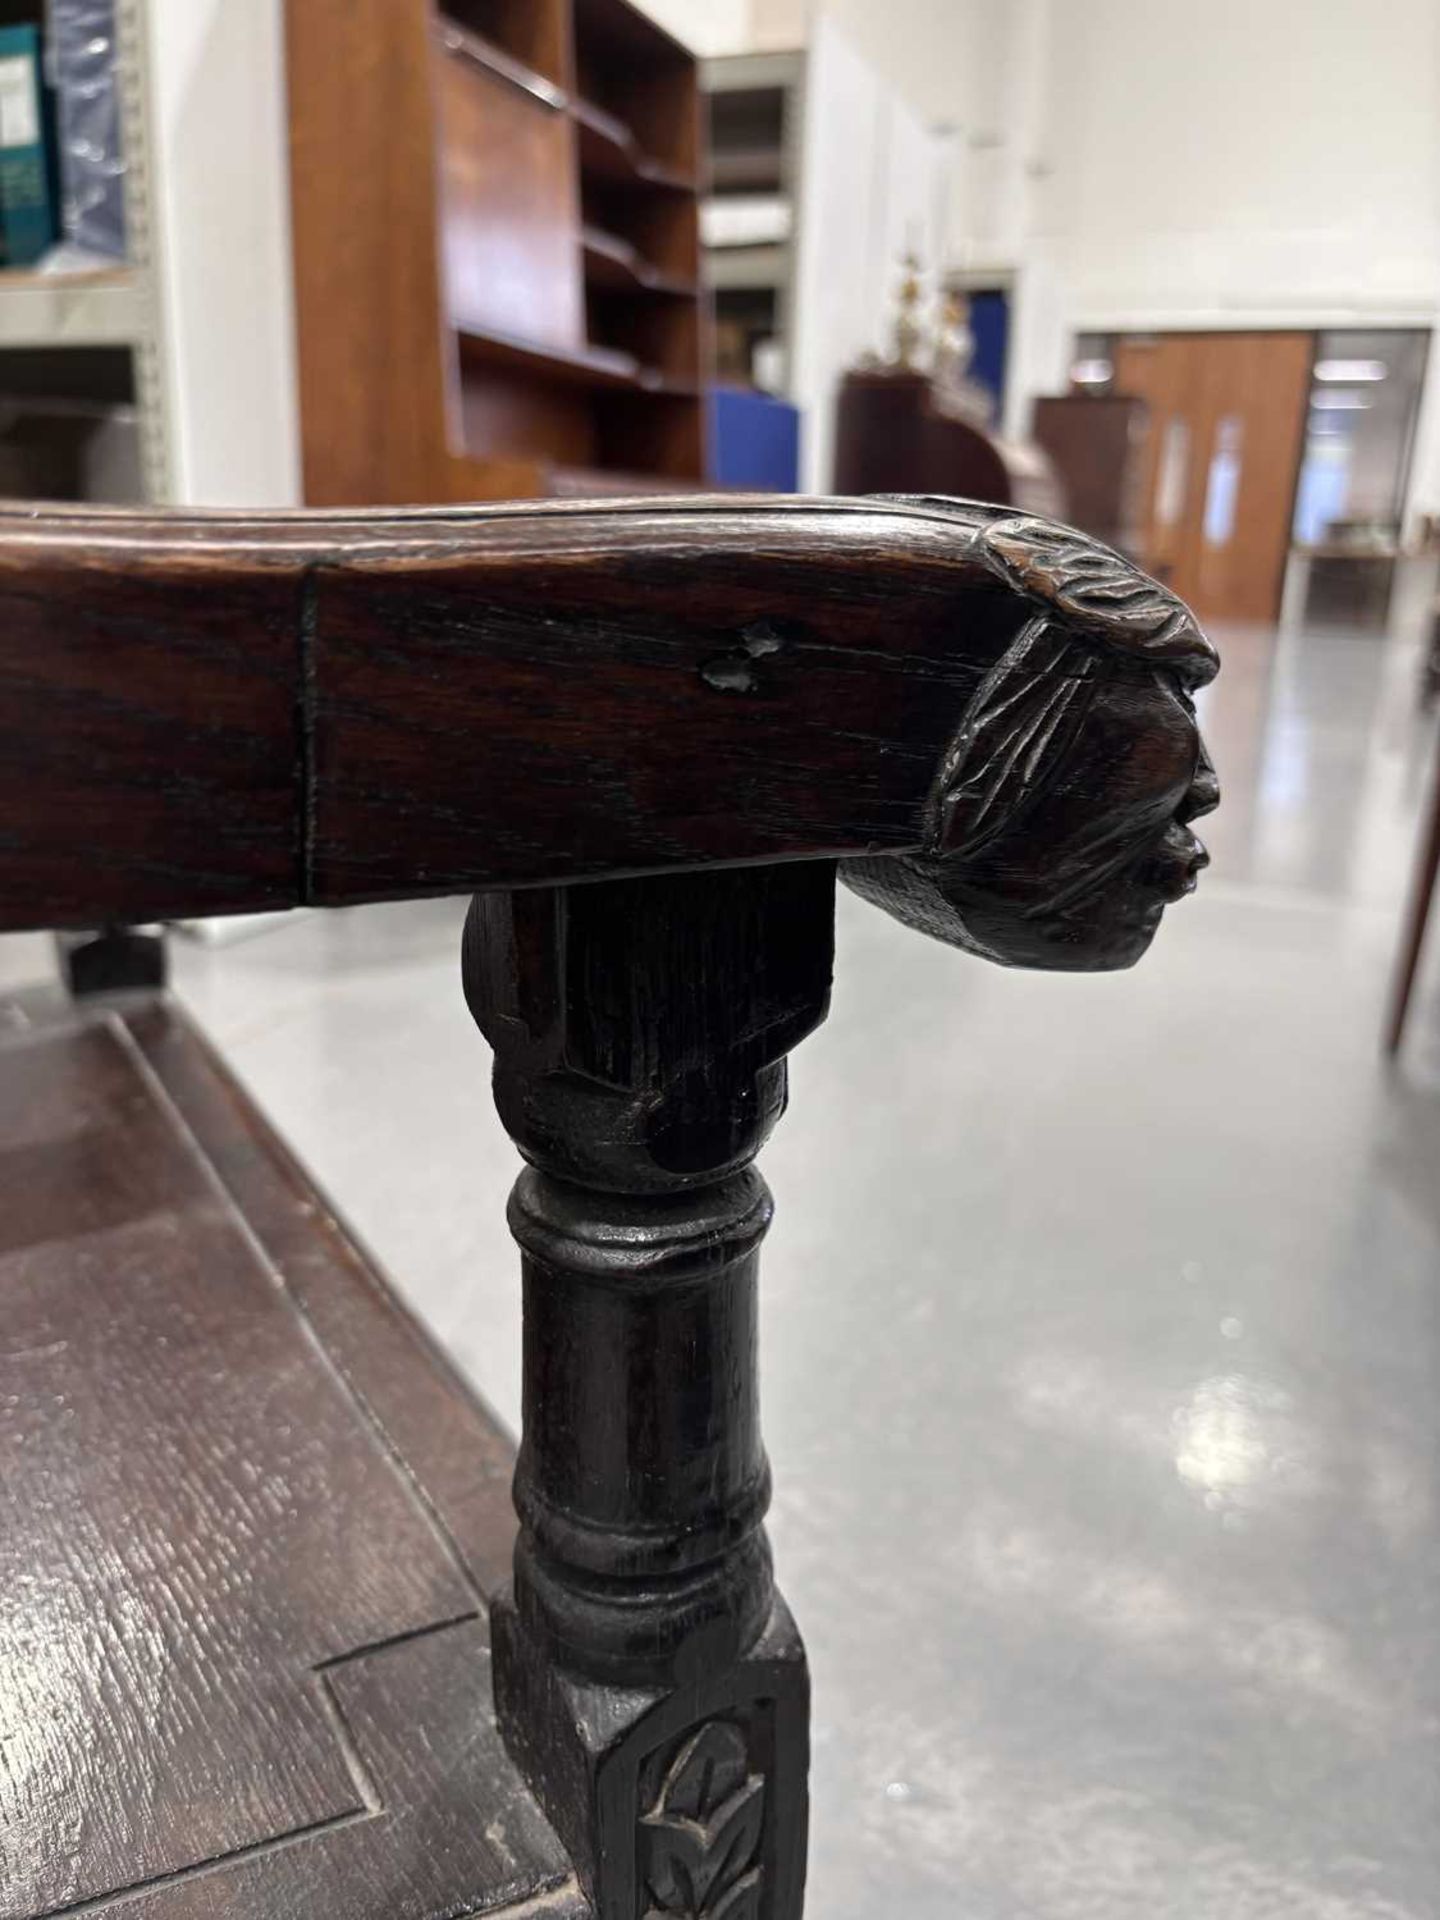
<box><xmin>463</xmin><ymin>862</ymin><xmax>834</xmax><ymax>1920</ymax></box>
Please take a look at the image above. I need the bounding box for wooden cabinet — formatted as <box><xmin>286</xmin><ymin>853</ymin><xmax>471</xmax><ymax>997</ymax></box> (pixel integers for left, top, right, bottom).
<box><xmin>286</xmin><ymin>0</ymin><xmax>708</xmax><ymax>505</ymax></box>
<box><xmin>436</xmin><ymin>42</ymin><xmax>585</xmax><ymax>352</ymax></box>
<box><xmin>834</xmin><ymin>369</ymin><xmax>1062</xmax><ymax>517</ymax></box>
<box><xmin>1031</xmin><ymin>394</ymin><xmax>1149</xmax><ymax>556</ymax></box>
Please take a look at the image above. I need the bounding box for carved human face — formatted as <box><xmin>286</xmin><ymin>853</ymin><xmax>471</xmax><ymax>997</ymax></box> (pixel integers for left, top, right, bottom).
<box><xmin>938</xmin><ymin>670</ymin><xmax>1217</xmax><ymax>970</ymax></box>
<box><xmin>840</xmin><ymin>511</ymin><xmax>1220</xmax><ymax>970</ymax></box>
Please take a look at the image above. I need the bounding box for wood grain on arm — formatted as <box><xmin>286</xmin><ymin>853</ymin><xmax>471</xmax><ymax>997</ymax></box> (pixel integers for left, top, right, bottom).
<box><xmin>0</xmin><ymin>494</ymin><xmax>1216</xmax><ymax>941</ymax></box>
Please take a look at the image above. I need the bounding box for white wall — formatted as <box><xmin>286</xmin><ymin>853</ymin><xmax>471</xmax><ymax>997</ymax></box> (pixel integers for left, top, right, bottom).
<box><xmin>1032</xmin><ymin>0</ymin><xmax>1440</xmax><ymax>328</ymax></box>
<box><xmin>790</xmin><ymin>16</ymin><xmax>951</xmax><ymax>488</ymax></box>
<box><xmin>750</xmin><ymin>0</ymin><xmax>809</xmax><ymax>49</ymax></box>
<box><xmin>632</xmin><ymin>0</ymin><xmax>972</xmax><ymax>67</ymax></box>
<box><xmin>145</xmin><ymin>0</ymin><xmax>301</xmax><ymax>505</ymax></box>
<box><xmin>1002</xmin><ymin>0</ymin><xmax>1440</xmax><ymax>523</ymax></box>
<box><xmin>811</xmin><ymin>0</ymin><xmax>986</xmax><ymax>127</ymax></box>
<box><xmin>630</xmin><ymin>0</ymin><xmax>756</xmax><ymax>55</ymax></box>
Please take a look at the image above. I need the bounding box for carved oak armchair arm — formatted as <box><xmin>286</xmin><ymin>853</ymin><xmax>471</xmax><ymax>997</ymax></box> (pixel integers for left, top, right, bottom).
<box><xmin>0</xmin><ymin>494</ymin><xmax>1217</xmax><ymax>1920</ymax></box>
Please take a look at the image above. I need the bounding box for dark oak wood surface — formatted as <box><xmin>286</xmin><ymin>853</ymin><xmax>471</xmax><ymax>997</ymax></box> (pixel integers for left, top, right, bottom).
<box><xmin>465</xmin><ymin>862</ymin><xmax>826</xmax><ymax>1917</ymax></box>
<box><xmin>0</xmin><ymin>493</ymin><xmax>1216</xmax><ymax>936</ymax></box>
<box><xmin>0</xmin><ymin>991</ymin><xmax>580</xmax><ymax>1919</ymax></box>
<box><xmin>0</xmin><ymin>523</ymin><xmax>302</xmax><ymax>927</ymax></box>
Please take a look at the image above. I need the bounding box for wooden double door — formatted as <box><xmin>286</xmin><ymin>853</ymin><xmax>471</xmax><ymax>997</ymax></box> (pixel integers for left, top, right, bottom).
<box><xmin>1114</xmin><ymin>331</ymin><xmax>1313</xmax><ymax>623</ymax></box>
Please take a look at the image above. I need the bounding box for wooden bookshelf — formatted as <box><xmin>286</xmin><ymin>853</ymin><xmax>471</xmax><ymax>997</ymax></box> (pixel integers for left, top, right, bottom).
<box><xmin>286</xmin><ymin>0</ymin><xmax>709</xmax><ymax>504</ymax></box>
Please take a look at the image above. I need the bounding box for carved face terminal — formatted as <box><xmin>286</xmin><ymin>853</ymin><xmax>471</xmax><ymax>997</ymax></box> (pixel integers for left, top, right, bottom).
<box><xmin>926</xmin><ymin>667</ymin><xmax>1217</xmax><ymax>969</ymax></box>
<box><xmin>843</xmin><ymin>507</ymin><xmax>1220</xmax><ymax>971</ymax></box>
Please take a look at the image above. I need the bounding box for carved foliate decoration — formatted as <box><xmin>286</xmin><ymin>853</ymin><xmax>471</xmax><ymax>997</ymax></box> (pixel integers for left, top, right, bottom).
<box><xmin>642</xmin><ymin>1720</ymin><xmax>766</xmax><ymax>1919</ymax></box>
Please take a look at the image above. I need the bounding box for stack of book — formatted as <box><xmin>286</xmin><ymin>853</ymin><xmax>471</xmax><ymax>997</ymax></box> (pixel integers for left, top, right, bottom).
<box><xmin>0</xmin><ymin>5</ymin><xmax>128</xmax><ymax>271</ymax></box>
<box><xmin>0</xmin><ymin>23</ymin><xmax>57</xmax><ymax>267</ymax></box>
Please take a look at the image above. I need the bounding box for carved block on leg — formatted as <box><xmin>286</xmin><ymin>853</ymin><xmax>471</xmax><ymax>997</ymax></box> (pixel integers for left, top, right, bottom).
<box><xmin>492</xmin><ymin>1590</ymin><xmax>808</xmax><ymax>1920</ymax></box>
<box><xmin>463</xmin><ymin>862</ymin><xmax>835</xmax><ymax>1920</ymax></box>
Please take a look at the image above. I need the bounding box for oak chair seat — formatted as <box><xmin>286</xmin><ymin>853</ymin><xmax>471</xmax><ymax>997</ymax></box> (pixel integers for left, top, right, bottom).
<box><xmin>0</xmin><ymin>987</ymin><xmax>574</xmax><ymax>1920</ymax></box>
<box><xmin>0</xmin><ymin>496</ymin><xmax>1217</xmax><ymax>1920</ymax></box>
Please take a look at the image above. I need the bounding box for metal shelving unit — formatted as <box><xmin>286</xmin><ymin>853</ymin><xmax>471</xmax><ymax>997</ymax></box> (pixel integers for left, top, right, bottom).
<box><xmin>0</xmin><ymin>0</ymin><xmax>170</xmax><ymax>501</ymax></box>
<box><xmin>112</xmin><ymin>0</ymin><xmax>171</xmax><ymax>500</ymax></box>
<box><xmin>701</xmin><ymin>48</ymin><xmax>805</xmax><ymax>396</ymax></box>
<box><xmin>0</xmin><ymin>268</ymin><xmax>143</xmax><ymax>347</ymax></box>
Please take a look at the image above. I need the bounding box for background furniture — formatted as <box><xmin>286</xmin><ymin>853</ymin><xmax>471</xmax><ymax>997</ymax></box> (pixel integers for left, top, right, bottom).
<box><xmin>702</xmin><ymin>48</ymin><xmax>804</xmax><ymax>396</ymax></box>
<box><xmin>0</xmin><ymin>8</ymin><xmax>967</xmax><ymax>512</ymax></box>
<box><xmin>286</xmin><ymin>0</ymin><xmax>709</xmax><ymax>503</ymax></box>
<box><xmin>833</xmin><ymin>365</ymin><xmax>1062</xmax><ymax>514</ymax></box>
<box><xmin>1031</xmin><ymin>392</ymin><xmax>1148</xmax><ymax>555</ymax></box>
<box><xmin>1298</xmin><ymin>536</ymin><xmax>1401</xmax><ymax>629</ymax></box>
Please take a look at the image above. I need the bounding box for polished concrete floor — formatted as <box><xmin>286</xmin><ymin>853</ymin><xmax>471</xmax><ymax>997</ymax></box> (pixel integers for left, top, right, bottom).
<box><xmin>7</xmin><ymin>587</ymin><xmax>1440</xmax><ymax>1917</ymax></box>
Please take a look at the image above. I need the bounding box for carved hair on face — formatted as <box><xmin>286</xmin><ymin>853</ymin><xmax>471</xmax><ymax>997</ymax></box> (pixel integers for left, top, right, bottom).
<box><xmin>927</xmin><ymin>614</ymin><xmax>1101</xmax><ymax>866</ymax></box>
<box><xmin>842</xmin><ymin>508</ymin><xmax>1219</xmax><ymax>967</ymax></box>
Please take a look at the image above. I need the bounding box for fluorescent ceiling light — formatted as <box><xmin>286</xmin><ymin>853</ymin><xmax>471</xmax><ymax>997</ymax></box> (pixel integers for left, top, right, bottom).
<box><xmin>1310</xmin><ymin>393</ymin><xmax>1371</xmax><ymax>410</ymax></box>
<box><xmin>1314</xmin><ymin>358</ymin><xmax>1387</xmax><ymax>382</ymax></box>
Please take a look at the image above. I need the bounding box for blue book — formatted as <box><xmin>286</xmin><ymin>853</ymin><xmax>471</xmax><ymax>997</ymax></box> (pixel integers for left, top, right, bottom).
<box><xmin>707</xmin><ymin>386</ymin><xmax>801</xmax><ymax>492</ymax></box>
<box><xmin>0</xmin><ymin>26</ymin><xmax>57</xmax><ymax>266</ymax></box>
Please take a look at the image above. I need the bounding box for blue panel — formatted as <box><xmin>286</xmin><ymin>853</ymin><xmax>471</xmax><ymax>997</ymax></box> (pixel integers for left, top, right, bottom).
<box><xmin>967</xmin><ymin>290</ymin><xmax>1010</xmax><ymax>420</ymax></box>
<box><xmin>707</xmin><ymin>387</ymin><xmax>801</xmax><ymax>492</ymax></box>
